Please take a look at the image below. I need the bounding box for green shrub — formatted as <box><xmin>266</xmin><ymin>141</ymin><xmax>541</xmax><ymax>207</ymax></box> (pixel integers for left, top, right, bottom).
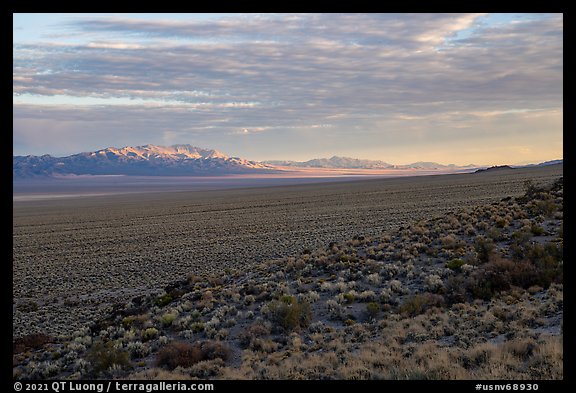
<box><xmin>446</xmin><ymin>258</ymin><xmax>465</xmax><ymax>271</ymax></box>
<box><xmin>160</xmin><ymin>312</ymin><xmax>177</xmax><ymax>327</ymax></box>
<box><xmin>343</xmin><ymin>292</ymin><xmax>355</xmax><ymax>304</ymax></box>
<box><xmin>141</xmin><ymin>327</ymin><xmax>159</xmax><ymax>341</ymax></box>
<box><xmin>267</xmin><ymin>296</ymin><xmax>312</xmax><ymax>332</ymax></box>
<box><xmin>365</xmin><ymin>302</ymin><xmax>380</xmax><ymax>319</ymax></box>
<box><xmin>511</xmin><ymin>230</ymin><xmax>532</xmax><ymax>245</ymax></box>
<box><xmin>398</xmin><ymin>293</ymin><xmax>444</xmax><ymax>317</ymax></box>
<box><xmin>191</xmin><ymin>322</ymin><xmax>205</xmax><ymax>333</ymax></box>
<box><xmin>534</xmin><ymin>199</ymin><xmax>556</xmax><ymax>218</ymax></box>
<box><xmin>531</xmin><ymin>224</ymin><xmax>545</xmax><ymax>236</ymax></box>
<box><xmin>87</xmin><ymin>341</ymin><xmax>130</xmax><ymax>374</ymax></box>
<box><xmin>155</xmin><ymin>294</ymin><xmax>173</xmax><ymax>307</ymax></box>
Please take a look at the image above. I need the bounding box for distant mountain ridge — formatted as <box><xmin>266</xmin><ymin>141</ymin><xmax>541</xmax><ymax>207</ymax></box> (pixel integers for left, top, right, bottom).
<box><xmin>265</xmin><ymin>156</ymin><xmax>477</xmax><ymax>170</ymax></box>
<box><xmin>266</xmin><ymin>156</ymin><xmax>393</xmax><ymax>169</ymax></box>
<box><xmin>14</xmin><ymin>145</ymin><xmax>562</xmax><ymax>178</ymax></box>
<box><xmin>517</xmin><ymin>159</ymin><xmax>563</xmax><ymax>168</ymax></box>
<box><xmin>13</xmin><ymin>144</ymin><xmax>274</xmax><ymax>178</ymax></box>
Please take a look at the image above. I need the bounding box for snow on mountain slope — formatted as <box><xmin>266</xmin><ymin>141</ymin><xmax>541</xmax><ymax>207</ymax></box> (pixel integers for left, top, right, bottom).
<box><xmin>13</xmin><ymin>144</ymin><xmax>274</xmax><ymax>178</ymax></box>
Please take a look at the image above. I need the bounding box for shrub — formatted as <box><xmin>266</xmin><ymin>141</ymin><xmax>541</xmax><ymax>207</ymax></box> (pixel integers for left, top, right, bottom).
<box><xmin>446</xmin><ymin>259</ymin><xmax>465</xmax><ymax>271</ymax></box>
<box><xmin>266</xmin><ymin>296</ymin><xmax>312</xmax><ymax>332</ymax></box>
<box><xmin>523</xmin><ymin>180</ymin><xmax>538</xmax><ymax>199</ymax></box>
<box><xmin>505</xmin><ymin>338</ymin><xmax>537</xmax><ymax>361</ymax></box>
<box><xmin>440</xmin><ymin>235</ymin><xmax>458</xmax><ymax>249</ymax></box>
<box><xmin>13</xmin><ymin>333</ymin><xmax>54</xmax><ymax>354</ymax></box>
<box><xmin>424</xmin><ymin>274</ymin><xmax>444</xmax><ymax>293</ymax></box>
<box><xmin>366</xmin><ymin>272</ymin><xmax>381</xmax><ymax>285</ymax></box>
<box><xmin>126</xmin><ymin>341</ymin><xmax>149</xmax><ymax>359</ymax></box>
<box><xmin>156</xmin><ymin>341</ymin><xmax>230</xmax><ymax>370</ymax></box>
<box><xmin>87</xmin><ymin>341</ymin><xmax>130</xmax><ymax>374</ymax></box>
<box><xmin>398</xmin><ymin>293</ymin><xmax>444</xmax><ymax>317</ymax></box>
<box><xmin>343</xmin><ymin>292</ymin><xmax>355</xmax><ymax>304</ymax></box>
<box><xmin>474</xmin><ymin>237</ymin><xmax>495</xmax><ymax>264</ymax></box>
<box><xmin>534</xmin><ymin>199</ymin><xmax>556</xmax><ymax>218</ymax></box>
<box><xmin>238</xmin><ymin>323</ymin><xmax>271</xmax><ymax>348</ymax></box>
<box><xmin>250</xmin><ymin>338</ymin><xmax>279</xmax><ymax>353</ymax></box>
<box><xmin>160</xmin><ymin>312</ymin><xmax>177</xmax><ymax>327</ymax></box>
<box><xmin>141</xmin><ymin>327</ymin><xmax>159</xmax><ymax>341</ymax></box>
<box><xmin>531</xmin><ymin>224</ymin><xmax>545</xmax><ymax>236</ymax></box>
<box><xmin>444</xmin><ymin>276</ymin><xmax>469</xmax><ymax>305</ymax></box>
<box><xmin>344</xmin><ymin>319</ymin><xmax>355</xmax><ymax>326</ymax></box>
<box><xmin>495</xmin><ymin>217</ymin><xmax>509</xmax><ymax>228</ymax></box>
<box><xmin>155</xmin><ymin>294</ymin><xmax>173</xmax><ymax>307</ymax></box>
<box><xmin>366</xmin><ymin>302</ymin><xmax>380</xmax><ymax>319</ymax></box>
<box><xmin>390</xmin><ymin>280</ymin><xmax>403</xmax><ymax>293</ymax></box>
<box><xmin>468</xmin><ymin>254</ymin><xmax>561</xmax><ymax>299</ymax></box>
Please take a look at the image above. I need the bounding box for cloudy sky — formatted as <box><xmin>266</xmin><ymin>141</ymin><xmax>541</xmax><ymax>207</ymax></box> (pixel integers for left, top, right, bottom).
<box><xmin>13</xmin><ymin>13</ymin><xmax>562</xmax><ymax>165</ymax></box>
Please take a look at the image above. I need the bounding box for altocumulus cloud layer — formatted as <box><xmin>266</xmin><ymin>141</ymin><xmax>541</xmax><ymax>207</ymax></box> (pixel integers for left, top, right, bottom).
<box><xmin>13</xmin><ymin>13</ymin><xmax>563</xmax><ymax>165</ymax></box>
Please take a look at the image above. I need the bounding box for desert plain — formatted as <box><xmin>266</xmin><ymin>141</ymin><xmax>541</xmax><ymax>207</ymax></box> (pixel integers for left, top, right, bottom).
<box><xmin>13</xmin><ymin>164</ymin><xmax>563</xmax><ymax>379</ymax></box>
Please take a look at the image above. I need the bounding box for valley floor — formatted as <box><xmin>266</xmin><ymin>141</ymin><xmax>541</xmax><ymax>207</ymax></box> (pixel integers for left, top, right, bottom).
<box><xmin>13</xmin><ymin>165</ymin><xmax>563</xmax><ymax>380</ymax></box>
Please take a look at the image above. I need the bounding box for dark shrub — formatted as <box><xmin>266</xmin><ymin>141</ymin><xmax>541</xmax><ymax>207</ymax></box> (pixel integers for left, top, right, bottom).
<box><xmin>444</xmin><ymin>276</ymin><xmax>469</xmax><ymax>305</ymax></box>
<box><xmin>474</xmin><ymin>236</ymin><xmax>495</xmax><ymax>264</ymax></box>
<box><xmin>156</xmin><ymin>341</ymin><xmax>230</xmax><ymax>370</ymax></box>
<box><xmin>238</xmin><ymin>323</ymin><xmax>271</xmax><ymax>348</ymax></box>
<box><xmin>87</xmin><ymin>341</ymin><xmax>130</xmax><ymax>373</ymax></box>
<box><xmin>469</xmin><ymin>252</ymin><xmax>561</xmax><ymax>300</ymax></box>
<box><xmin>156</xmin><ymin>341</ymin><xmax>201</xmax><ymax>369</ymax></box>
<box><xmin>13</xmin><ymin>333</ymin><xmax>54</xmax><ymax>354</ymax></box>
<box><xmin>366</xmin><ymin>302</ymin><xmax>380</xmax><ymax>319</ymax></box>
<box><xmin>530</xmin><ymin>224</ymin><xmax>545</xmax><ymax>236</ymax></box>
<box><xmin>155</xmin><ymin>294</ymin><xmax>173</xmax><ymax>307</ymax></box>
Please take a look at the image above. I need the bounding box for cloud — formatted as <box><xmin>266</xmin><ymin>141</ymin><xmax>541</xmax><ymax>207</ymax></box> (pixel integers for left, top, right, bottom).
<box><xmin>13</xmin><ymin>13</ymin><xmax>563</xmax><ymax>163</ymax></box>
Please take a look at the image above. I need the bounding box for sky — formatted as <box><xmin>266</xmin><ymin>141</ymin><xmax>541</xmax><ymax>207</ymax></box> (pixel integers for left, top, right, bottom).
<box><xmin>13</xmin><ymin>13</ymin><xmax>563</xmax><ymax>165</ymax></box>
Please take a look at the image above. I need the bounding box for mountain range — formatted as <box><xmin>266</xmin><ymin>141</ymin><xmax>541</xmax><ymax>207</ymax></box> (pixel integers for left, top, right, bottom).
<box><xmin>13</xmin><ymin>144</ymin><xmax>274</xmax><ymax>178</ymax></box>
<box><xmin>265</xmin><ymin>156</ymin><xmax>477</xmax><ymax>170</ymax></box>
<box><xmin>12</xmin><ymin>144</ymin><xmax>562</xmax><ymax>178</ymax></box>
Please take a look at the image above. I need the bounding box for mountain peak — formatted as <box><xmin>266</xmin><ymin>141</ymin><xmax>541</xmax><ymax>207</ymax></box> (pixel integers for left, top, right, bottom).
<box><xmin>14</xmin><ymin>144</ymin><xmax>272</xmax><ymax>178</ymax></box>
<box><xmin>96</xmin><ymin>144</ymin><xmax>229</xmax><ymax>160</ymax></box>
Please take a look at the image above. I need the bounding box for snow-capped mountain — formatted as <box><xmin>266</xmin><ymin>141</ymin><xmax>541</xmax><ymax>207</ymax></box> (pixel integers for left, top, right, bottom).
<box><xmin>13</xmin><ymin>144</ymin><xmax>275</xmax><ymax>178</ymax></box>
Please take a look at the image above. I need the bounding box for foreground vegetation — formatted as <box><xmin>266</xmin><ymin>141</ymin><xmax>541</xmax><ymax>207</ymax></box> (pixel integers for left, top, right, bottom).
<box><xmin>13</xmin><ymin>176</ymin><xmax>563</xmax><ymax>380</ymax></box>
